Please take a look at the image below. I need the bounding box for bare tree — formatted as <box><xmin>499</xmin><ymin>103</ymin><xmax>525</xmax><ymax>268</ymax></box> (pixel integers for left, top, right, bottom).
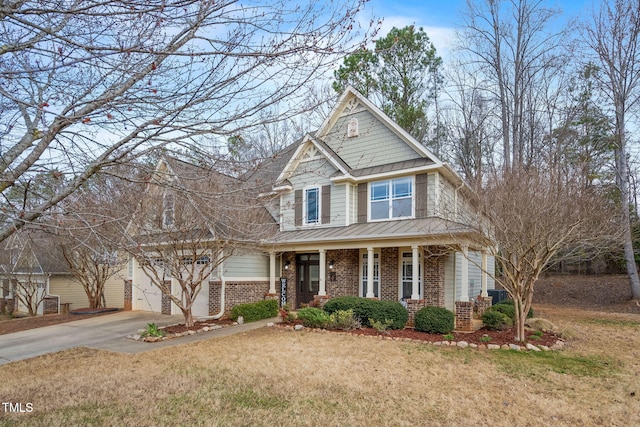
<box><xmin>125</xmin><ymin>157</ymin><xmax>276</xmax><ymax>327</ymax></box>
<box><xmin>581</xmin><ymin>0</ymin><xmax>640</xmax><ymax>300</ymax></box>
<box><xmin>458</xmin><ymin>0</ymin><xmax>566</xmax><ymax>171</ymax></box>
<box><xmin>476</xmin><ymin>168</ymin><xmax>618</xmax><ymax>341</ymax></box>
<box><xmin>0</xmin><ymin>0</ymin><xmax>373</xmax><ymax>242</ymax></box>
<box><xmin>58</xmin><ymin>169</ymin><xmax>141</xmax><ymax>309</ymax></box>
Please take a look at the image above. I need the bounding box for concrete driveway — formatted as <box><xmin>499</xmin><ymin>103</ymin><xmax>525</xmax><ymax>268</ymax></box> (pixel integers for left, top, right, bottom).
<box><xmin>0</xmin><ymin>311</ymin><xmax>276</xmax><ymax>366</ymax></box>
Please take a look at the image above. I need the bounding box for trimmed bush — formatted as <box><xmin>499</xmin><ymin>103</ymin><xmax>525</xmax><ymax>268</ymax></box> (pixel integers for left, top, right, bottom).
<box><xmin>414</xmin><ymin>306</ymin><xmax>455</xmax><ymax>334</ymax></box>
<box><xmin>230</xmin><ymin>299</ymin><xmax>278</xmax><ymax>323</ymax></box>
<box><xmin>327</xmin><ymin>309</ymin><xmax>361</xmax><ymax>331</ymax></box>
<box><xmin>297</xmin><ymin>307</ymin><xmax>329</xmax><ymax>328</ymax></box>
<box><xmin>482</xmin><ymin>310</ymin><xmax>513</xmax><ymax>331</ymax></box>
<box><xmin>323</xmin><ymin>296</ymin><xmax>408</xmax><ymax>330</ymax></box>
<box><xmin>490</xmin><ymin>300</ymin><xmax>534</xmax><ymax>320</ymax></box>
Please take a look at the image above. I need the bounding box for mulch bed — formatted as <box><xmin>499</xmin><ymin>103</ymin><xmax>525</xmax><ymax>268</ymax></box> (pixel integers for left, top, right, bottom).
<box><xmin>278</xmin><ymin>320</ymin><xmax>559</xmax><ymax>347</ymax></box>
<box><xmin>161</xmin><ymin>318</ymin><xmax>236</xmax><ymax>335</ymax></box>
<box><xmin>348</xmin><ymin>326</ymin><xmax>559</xmax><ymax>347</ymax></box>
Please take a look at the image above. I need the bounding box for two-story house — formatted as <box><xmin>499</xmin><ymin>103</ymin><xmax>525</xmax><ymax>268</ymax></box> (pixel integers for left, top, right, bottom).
<box><xmin>125</xmin><ymin>87</ymin><xmax>495</xmax><ymax>330</ymax></box>
<box><xmin>254</xmin><ymin>87</ymin><xmax>496</xmax><ymax>329</ymax></box>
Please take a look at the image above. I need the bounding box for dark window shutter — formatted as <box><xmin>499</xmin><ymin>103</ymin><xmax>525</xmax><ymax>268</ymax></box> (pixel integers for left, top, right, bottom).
<box><xmin>415</xmin><ymin>173</ymin><xmax>428</xmax><ymax>218</ymax></box>
<box><xmin>294</xmin><ymin>189</ymin><xmax>302</xmax><ymax>226</ymax></box>
<box><xmin>357</xmin><ymin>183</ymin><xmax>367</xmax><ymax>223</ymax></box>
<box><xmin>321</xmin><ymin>185</ymin><xmax>331</xmax><ymax>224</ymax></box>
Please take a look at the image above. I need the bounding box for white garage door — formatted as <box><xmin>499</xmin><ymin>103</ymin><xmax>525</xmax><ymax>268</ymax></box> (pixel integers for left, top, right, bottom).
<box><xmin>134</xmin><ymin>275</ymin><xmax>163</xmax><ymax>313</ymax></box>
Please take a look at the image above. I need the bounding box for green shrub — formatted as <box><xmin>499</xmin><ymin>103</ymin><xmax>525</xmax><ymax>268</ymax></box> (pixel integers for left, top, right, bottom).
<box><xmin>327</xmin><ymin>309</ymin><xmax>361</xmax><ymax>330</ymax></box>
<box><xmin>369</xmin><ymin>318</ymin><xmax>393</xmax><ymax>333</ymax></box>
<box><xmin>297</xmin><ymin>307</ymin><xmax>330</xmax><ymax>328</ymax></box>
<box><xmin>490</xmin><ymin>300</ymin><xmax>534</xmax><ymax>321</ymax></box>
<box><xmin>414</xmin><ymin>306</ymin><xmax>455</xmax><ymax>334</ymax></box>
<box><xmin>323</xmin><ymin>297</ymin><xmax>408</xmax><ymax>330</ymax></box>
<box><xmin>482</xmin><ymin>310</ymin><xmax>513</xmax><ymax>331</ymax></box>
<box><xmin>230</xmin><ymin>299</ymin><xmax>278</xmax><ymax>323</ymax></box>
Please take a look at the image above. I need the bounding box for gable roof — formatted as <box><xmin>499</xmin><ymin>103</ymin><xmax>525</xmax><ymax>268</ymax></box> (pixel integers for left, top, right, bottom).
<box><xmin>315</xmin><ymin>86</ymin><xmax>444</xmax><ymax>167</ymax></box>
<box><xmin>130</xmin><ymin>156</ymin><xmax>278</xmax><ymax>244</ymax></box>
<box><xmin>0</xmin><ymin>231</ymin><xmax>70</xmax><ymax>275</ymax></box>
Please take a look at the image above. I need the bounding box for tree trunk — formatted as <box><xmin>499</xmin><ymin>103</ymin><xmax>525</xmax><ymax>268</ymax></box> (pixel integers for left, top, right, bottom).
<box><xmin>615</xmin><ymin>115</ymin><xmax>640</xmax><ymax>300</ymax></box>
<box><xmin>181</xmin><ymin>307</ymin><xmax>194</xmax><ymax>328</ymax></box>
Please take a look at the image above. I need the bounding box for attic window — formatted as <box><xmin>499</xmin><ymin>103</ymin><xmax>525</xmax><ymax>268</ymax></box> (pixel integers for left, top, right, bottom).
<box><xmin>347</xmin><ymin>118</ymin><xmax>359</xmax><ymax>137</ymax></box>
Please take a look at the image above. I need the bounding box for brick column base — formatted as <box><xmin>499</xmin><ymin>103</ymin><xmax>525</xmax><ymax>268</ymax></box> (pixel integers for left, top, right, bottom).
<box><xmin>312</xmin><ymin>295</ymin><xmax>331</xmax><ymax>309</ymax></box>
<box><xmin>406</xmin><ymin>299</ymin><xmax>426</xmax><ymax>327</ymax></box>
<box><xmin>264</xmin><ymin>293</ymin><xmax>279</xmax><ymax>301</ymax></box>
<box><xmin>475</xmin><ymin>296</ymin><xmax>493</xmax><ymax>318</ymax></box>
<box><xmin>455</xmin><ymin>301</ymin><xmax>474</xmax><ymax>331</ymax></box>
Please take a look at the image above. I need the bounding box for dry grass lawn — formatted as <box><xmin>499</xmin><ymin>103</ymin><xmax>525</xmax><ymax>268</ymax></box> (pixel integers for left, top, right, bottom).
<box><xmin>0</xmin><ymin>305</ymin><xmax>639</xmax><ymax>426</ymax></box>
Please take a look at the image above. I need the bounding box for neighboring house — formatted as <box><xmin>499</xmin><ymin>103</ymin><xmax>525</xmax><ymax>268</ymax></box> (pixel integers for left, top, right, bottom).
<box><xmin>0</xmin><ymin>231</ymin><xmax>125</xmax><ymax>315</ymax></box>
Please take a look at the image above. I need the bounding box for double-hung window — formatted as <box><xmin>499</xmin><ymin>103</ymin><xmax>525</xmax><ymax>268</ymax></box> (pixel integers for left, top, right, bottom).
<box><xmin>304</xmin><ymin>187</ymin><xmax>320</xmax><ymax>225</ymax></box>
<box><xmin>370</xmin><ymin>177</ymin><xmax>413</xmax><ymax>220</ymax></box>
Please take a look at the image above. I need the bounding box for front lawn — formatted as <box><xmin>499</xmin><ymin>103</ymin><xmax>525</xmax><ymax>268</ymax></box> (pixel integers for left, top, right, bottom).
<box><xmin>0</xmin><ymin>305</ymin><xmax>638</xmax><ymax>426</ymax></box>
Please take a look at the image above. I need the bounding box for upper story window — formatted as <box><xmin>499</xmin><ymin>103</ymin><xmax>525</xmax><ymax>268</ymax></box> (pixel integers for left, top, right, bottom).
<box><xmin>304</xmin><ymin>187</ymin><xmax>320</xmax><ymax>225</ymax></box>
<box><xmin>370</xmin><ymin>177</ymin><xmax>413</xmax><ymax>220</ymax></box>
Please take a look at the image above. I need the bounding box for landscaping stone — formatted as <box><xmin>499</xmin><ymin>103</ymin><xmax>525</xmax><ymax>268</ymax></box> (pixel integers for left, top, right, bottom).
<box><xmin>267</xmin><ymin>322</ymin><xmax>275</xmax><ymax>327</ymax></box>
<box><xmin>508</xmin><ymin>344</ymin><xmax>521</xmax><ymax>351</ymax></box>
<box><xmin>539</xmin><ymin>345</ymin><xmax>550</xmax><ymax>351</ymax></box>
<box><xmin>457</xmin><ymin>341</ymin><xmax>469</xmax><ymax>348</ymax></box>
<box><xmin>294</xmin><ymin>324</ymin><xmax>304</xmax><ymax>331</ymax></box>
<box><xmin>526</xmin><ymin>343</ymin><xmax>541</xmax><ymax>352</ymax></box>
<box><xmin>469</xmin><ymin>343</ymin><xmax>478</xmax><ymax>349</ymax></box>
<box><xmin>488</xmin><ymin>344</ymin><xmax>501</xmax><ymax>350</ymax></box>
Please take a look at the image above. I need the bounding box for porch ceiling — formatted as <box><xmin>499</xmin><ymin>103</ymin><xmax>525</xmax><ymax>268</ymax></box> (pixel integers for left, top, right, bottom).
<box><xmin>267</xmin><ymin>218</ymin><xmax>480</xmax><ymax>247</ymax></box>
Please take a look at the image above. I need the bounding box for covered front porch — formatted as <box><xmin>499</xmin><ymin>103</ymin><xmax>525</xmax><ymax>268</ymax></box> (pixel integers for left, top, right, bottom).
<box><xmin>264</xmin><ymin>242</ymin><xmax>494</xmax><ymax>330</ymax></box>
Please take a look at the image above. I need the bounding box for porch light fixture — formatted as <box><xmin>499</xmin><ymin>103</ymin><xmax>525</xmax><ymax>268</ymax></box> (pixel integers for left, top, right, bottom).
<box><xmin>284</xmin><ymin>261</ymin><xmax>290</xmax><ymax>270</ymax></box>
<box><xmin>329</xmin><ymin>260</ymin><xmax>335</xmax><ymax>269</ymax></box>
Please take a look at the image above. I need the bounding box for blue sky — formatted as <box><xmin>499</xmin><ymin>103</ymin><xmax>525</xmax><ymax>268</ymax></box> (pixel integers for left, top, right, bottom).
<box><xmin>362</xmin><ymin>0</ymin><xmax>594</xmax><ymax>58</ymax></box>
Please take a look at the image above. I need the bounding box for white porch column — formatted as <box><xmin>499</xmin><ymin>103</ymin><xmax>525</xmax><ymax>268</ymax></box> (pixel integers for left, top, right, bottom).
<box><xmin>268</xmin><ymin>252</ymin><xmax>276</xmax><ymax>294</ymax></box>
<box><xmin>366</xmin><ymin>247</ymin><xmax>375</xmax><ymax>298</ymax></box>
<box><xmin>481</xmin><ymin>249</ymin><xmax>488</xmax><ymax>298</ymax></box>
<box><xmin>411</xmin><ymin>244</ymin><xmax>420</xmax><ymax>300</ymax></box>
<box><xmin>460</xmin><ymin>245</ymin><xmax>470</xmax><ymax>302</ymax></box>
<box><xmin>318</xmin><ymin>249</ymin><xmax>327</xmax><ymax>296</ymax></box>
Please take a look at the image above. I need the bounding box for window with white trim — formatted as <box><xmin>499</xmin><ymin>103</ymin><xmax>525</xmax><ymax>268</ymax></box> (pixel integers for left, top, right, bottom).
<box><xmin>370</xmin><ymin>177</ymin><xmax>413</xmax><ymax>220</ymax></box>
<box><xmin>304</xmin><ymin>187</ymin><xmax>320</xmax><ymax>225</ymax></box>
<box><xmin>400</xmin><ymin>251</ymin><xmax>422</xmax><ymax>299</ymax></box>
<box><xmin>361</xmin><ymin>252</ymin><xmax>379</xmax><ymax>298</ymax></box>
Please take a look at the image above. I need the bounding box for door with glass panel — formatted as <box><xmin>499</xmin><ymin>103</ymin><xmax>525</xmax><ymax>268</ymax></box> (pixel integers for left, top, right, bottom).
<box><xmin>296</xmin><ymin>254</ymin><xmax>319</xmax><ymax>307</ymax></box>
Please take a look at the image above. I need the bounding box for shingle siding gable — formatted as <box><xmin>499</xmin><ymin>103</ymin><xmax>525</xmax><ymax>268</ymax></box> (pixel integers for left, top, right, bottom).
<box><xmin>323</xmin><ymin>109</ymin><xmax>422</xmax><ymax>169</ymax></box>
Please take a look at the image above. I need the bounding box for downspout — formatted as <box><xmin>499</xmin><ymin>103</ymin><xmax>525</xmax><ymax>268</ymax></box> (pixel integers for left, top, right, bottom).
<box><xmin>453</xmin><ymin>180</ymin><xmax>465</xmax><ymax>219</ymax></box>
<box><xmin>198</xmin><ymin>257</ymin><xmax>226</xmax><ymax>320</ymax></box>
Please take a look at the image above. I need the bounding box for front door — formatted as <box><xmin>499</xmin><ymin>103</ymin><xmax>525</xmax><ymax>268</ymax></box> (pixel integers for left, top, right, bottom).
<box><xmin>296</xmin><ymin>253</ymin><xmax>319</xmax><ymax>307</ymax></box>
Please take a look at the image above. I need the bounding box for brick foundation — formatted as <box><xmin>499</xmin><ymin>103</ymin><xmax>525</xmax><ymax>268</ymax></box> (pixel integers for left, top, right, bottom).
<box><xmin>475</xmin><ymin>295</ymin><xmax>493</xmax><ymax>318</ymax></box>
<box><xmin>406</xmin><ymin>299</ymin><xmax>426</xmax><ymax>326</ymax></box>
<box><xmin>43</xmin><ymin>296</ymin><xmax>59</xmax><ymax>315</ymax></box>
<box><xmin>312</xmin><ymin>294</ymin><xmax>331</xmax><ymax>308</ymax></box>
<box><xmin>455</xmin><ymin>301</ymin><xmax>474</xmax><ymax>331</ymax></box>
<box><xmin>208</xmin><ymin>280</ymin><xmax>270</xmax><ymax>317</ymax></box>
<box><xmin>325</xmin><ymin>249</ymin><xmax>360</xmax><ymax>299</ymax></box>
<box><xmin>424</xmin><ymin>250</ymin><xmax>445</xmax><ymax>307</ymax></box>
<box><xmin>124</xmin><ymin>280</ymin><xmax>132</xmax><ymax>311</ymax></box>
